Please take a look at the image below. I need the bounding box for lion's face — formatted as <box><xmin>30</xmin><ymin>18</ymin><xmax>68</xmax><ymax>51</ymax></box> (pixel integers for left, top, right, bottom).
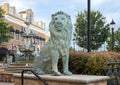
<box><xmin>49</xmin><ymin>11</ymin><xmax>72</xmax><ymax>43</ymax></box>
<box><xmin>52</xmin><ymin>14</ymin><xmax>67</xmax><ymax>31</ymax></box>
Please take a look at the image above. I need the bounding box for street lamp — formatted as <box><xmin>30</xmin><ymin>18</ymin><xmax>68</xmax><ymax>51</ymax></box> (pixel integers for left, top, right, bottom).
<box><xmin>73</xmin><ymin>33</ymin><xmax>76</xmax><ymax>51</ymax></box>
<box><xmin>73</xmin><ymin>39</ymin><xmax>76</xmax><ymax>51</ymax></box>
<box><xmin>110</xmin><ymin>19</ymin><xmax>116</xmax><ymax>51</ymax></box>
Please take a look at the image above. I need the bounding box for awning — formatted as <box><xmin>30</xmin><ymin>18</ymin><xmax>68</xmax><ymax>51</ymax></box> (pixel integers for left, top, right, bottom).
<box><xmin>39</xmin><ymin>37</ymin><xmax>45</xmax><ymax>41</ymax></box>
<box><xmin>0</xmin><ymin>47</ymin><xmax>9</xmax><ymax>54</ymax></box>
<box><xmin>15</xmin><ymin>30</ymin><xmax>19</xmax><ymax>34</ymax></box>
<box><xmin>10</xmin><ymin>28</ymin><xmax>14</xmax><ymax>32</ymax></box>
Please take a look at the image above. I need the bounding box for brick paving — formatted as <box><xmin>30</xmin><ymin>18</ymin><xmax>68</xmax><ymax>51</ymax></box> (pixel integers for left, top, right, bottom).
<box><xmin>0</xmin><ymin>82</ymin><xmax>14</xmax><ymax>85</ymax></box>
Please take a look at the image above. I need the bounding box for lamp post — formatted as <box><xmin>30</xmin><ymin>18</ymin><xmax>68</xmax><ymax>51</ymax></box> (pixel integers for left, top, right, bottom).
<box><xmin>87</xmin><ymin>0</ymin><xmax>91</xmax><ymax>52</ymax></box>
<box><xmin>110</xmin><ymin>19</ymin><xmax>115</xmax><ymax>51</ymax></box>
<box><xmin>73</xmin><ymin>33</ymin><xmax>76</xmax><ymax>51</ymax></box>
<box><xmin>73</xmin><ymin>39</ymin><xmax>76</xmax><ymax>51</ymax></box>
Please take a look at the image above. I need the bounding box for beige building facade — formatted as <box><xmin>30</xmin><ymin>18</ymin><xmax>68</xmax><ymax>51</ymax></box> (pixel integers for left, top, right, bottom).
<box><xmin>0</xmin><ymin>3</ymin><xmax>49</xmax><ymax>61</ymax></box>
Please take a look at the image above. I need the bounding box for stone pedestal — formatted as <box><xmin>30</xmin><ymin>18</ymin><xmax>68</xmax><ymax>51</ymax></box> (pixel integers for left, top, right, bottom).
<box><xmin>0</xmin><ymin>72</ymin><xmax>14</xmax><ymax>82</ymax></box>
<box><xmin>14</xmin><ymin>74</ymin><xmax>109</xmax><ymax>85</ymax></box>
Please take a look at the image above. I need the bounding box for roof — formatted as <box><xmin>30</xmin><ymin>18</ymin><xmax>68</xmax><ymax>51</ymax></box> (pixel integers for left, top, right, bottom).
<box><xmin>18</xmin><ymin>11</ymin><xmax>26</xmax><ymax>14</ymax></box>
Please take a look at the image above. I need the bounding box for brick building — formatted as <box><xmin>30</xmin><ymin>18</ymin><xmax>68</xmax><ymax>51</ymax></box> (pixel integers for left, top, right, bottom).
<box><xmin>0</xmin><ymin>3</ymin><xmax>49</xmax><ymax>61</ymax></box>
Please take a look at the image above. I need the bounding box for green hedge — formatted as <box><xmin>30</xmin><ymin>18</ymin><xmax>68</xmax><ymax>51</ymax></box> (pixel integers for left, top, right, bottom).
<box><xmin>59</xmin><ymin>51</ymin><xmax>120</xmax><ymax>75</ymax></box>
<box><xmin>69</xmin><ymin>51</ymin><xmax>88</xmax><ymax>74</ymax></box>
<box><xmin>84</xmin><ymin>52</ymin><xmax>118</xmax><ymax>75</ymax></box>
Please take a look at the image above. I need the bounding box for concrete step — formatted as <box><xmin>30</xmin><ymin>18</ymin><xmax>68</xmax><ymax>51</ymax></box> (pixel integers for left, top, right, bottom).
<box><xmin>0</xmin><ymin>82</ymin><xmax>14</xmax><ymax>85</ymax></box>
<box><xmin>5</xmin><ymin>65</ymin><xmax>33</xmax><ymax>73</ymax></box>
<box><xmin>10</xmin><ymin>63</ymin><xmax>33</xmax><ymax>66</ymax></box>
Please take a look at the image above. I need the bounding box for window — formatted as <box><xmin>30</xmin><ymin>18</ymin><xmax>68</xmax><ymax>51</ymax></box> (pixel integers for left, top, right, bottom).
<box><xmin>15</xmin><ymin>30</ymin><xmax>19</xmax><ymax>40</ymax></box>
<box><xmin>10</xmin><ymin>28</ymin><xmax>14</xmax><ymax>39</ymax></box>
<box><xmin>16</xmin><ymin>34</ymin><xmax>19</xmax><ymax>40</ymax></box>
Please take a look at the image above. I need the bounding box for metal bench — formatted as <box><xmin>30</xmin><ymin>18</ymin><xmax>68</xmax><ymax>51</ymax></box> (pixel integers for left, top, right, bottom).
<box><xmin>104</xmin><ymin>62</ymin><xmax>120</xmax><ymax>85</ymax></box>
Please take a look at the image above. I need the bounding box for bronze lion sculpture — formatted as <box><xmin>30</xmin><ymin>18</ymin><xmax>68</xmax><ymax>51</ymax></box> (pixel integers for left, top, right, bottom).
<box><xmin>33</xmin><ymin>11</ymin><xmax>73</xmax><ymax>76</ymax></box>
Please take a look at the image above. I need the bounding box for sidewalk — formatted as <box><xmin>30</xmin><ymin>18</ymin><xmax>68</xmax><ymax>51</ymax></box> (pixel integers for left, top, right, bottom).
<box><xmin>0</xmin><ymin>82</ymin><xmax>14</xmax><ymax>85</ymax></box>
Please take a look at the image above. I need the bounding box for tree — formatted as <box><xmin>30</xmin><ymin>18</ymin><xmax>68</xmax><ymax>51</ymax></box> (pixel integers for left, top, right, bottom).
<box><xmin>0</xmin><ymin>7</ymin><xmax>12</xmax><ymax>43</ymax></box>
<box><xmin>107</xmin><ymin>28</ymin><xmax>120</xmax><ymax>52</ymax></box>
<box><xmin>74</xmin><ymin>11</ymin><xmax>109</xmax><ymax>50</ymax></box>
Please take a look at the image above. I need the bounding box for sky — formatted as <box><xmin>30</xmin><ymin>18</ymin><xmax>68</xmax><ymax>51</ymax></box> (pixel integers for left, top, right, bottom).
<box><xmin>1</xmin><ymin>0</ymin><xmax>120</xmax><ymax>30</ymax></box>
<box><xmin>0</xmin><ymin>0</ymin><xmax>120</xmax><ymax>50</ymax></box>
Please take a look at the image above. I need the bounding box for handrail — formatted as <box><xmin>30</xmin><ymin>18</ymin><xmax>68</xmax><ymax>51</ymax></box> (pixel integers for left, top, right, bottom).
<box><xmin>21</xmin><ymin>70</ymin><xmax>49</xmax><ymax>85</ymax></box>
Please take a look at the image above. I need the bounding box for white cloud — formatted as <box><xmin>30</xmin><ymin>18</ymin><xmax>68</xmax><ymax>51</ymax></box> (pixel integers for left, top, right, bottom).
<box><xmin>91</xmin><ymin>0</ymin><xmax>105</xmax><ymax>7</ymax></box>
<box><xmin>105</xmin><ymin>12</ymin><xmax>120</xmax><ymax>30</ymax></box>
<box><xmin>1</xmin><ymin>0</ymin><xmax>120</xmax><ymax>30</ymax></box>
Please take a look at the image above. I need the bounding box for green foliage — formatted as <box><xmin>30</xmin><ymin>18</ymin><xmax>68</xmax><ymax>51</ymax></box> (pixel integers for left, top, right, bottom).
<box><xmin>107</xmin><ymin>28</ymin><xmax>120</xmax><ymax>52</ymax></box>
<box><xmin>84</xmin><ymin>52</ymin><xmax>118</xmax><ymax>75</ymax></box>
<box><xmin>0</xmin><ymin>7</ymin><xmax>13</xmax><ymax>43</ymax></box>
<box><xmin>58</xmin><ymin>51</ymin><xmax>88</xmax><ymax>74</ymax></box>
<box><xmin>69</xmin><ymin>51</ymin><xmax>88</xmax><ymax>74</ymax></box>
<box><xmin>65</xmin><ymin>51</ymin><xmax>119</xmax><ymax>75</ymax></box>
<box><xmin>0</xmin><ymin>7</ymin><xmax>4</xmax><ymax>20</ymax></box>
<box><xmin>74</xmin><ymin>11</ymin><xmax>109</xmax><ymax>50</ymax></box>
<box><xmin>69</xmin><ymin>47</ymin><xmax>74</xmax><ymax>51</ymax></box>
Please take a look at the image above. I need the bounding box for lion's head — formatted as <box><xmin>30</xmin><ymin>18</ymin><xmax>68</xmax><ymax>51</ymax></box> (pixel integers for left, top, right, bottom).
<box><xmin>49</xmin><ymin>11</ymin><xmax>73</xmax><ymax>47</ymax></box>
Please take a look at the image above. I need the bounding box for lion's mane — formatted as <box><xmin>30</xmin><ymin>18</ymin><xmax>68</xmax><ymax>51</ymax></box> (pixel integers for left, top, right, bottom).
<box><xmin>48</xmin><ymin>11</ymin><xmax>72</xmax><ymax>56</ymax></box>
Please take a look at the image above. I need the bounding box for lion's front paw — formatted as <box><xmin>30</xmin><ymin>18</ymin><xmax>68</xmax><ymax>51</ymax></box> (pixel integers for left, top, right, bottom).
<box><xmin>64</xmin><ymin>71</ymin><xmax>73</xmax><ymax>75</ymax></box>
<box><xmin>35</xmin><ymin>69</ymin><xmax>45</xmax><ymax>75</ymax></box>
<box><xmin>52</xmin><ymin>71</ymin><xmax>62</xmax><ymax>76</ymax></box>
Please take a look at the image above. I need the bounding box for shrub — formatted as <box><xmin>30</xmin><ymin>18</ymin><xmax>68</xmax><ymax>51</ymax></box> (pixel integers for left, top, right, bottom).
<box><xmin>58</xmin><ymin>50</ymin><xmax>88</xmax><ymax>74</ymax></box>
<box><xmin>69</xmin><ymin>51</ymin><xmax>88</xmax><ymax>74</ymax></box>
<box><xmin>84</xmin><ymin>52</ymin><xmax>118</xmax><ymax>75</ymax></box>
<box><xmin>66</xmin><ymin>51</ymin><xmax>119</xmax><ymax>75</ymax></box>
